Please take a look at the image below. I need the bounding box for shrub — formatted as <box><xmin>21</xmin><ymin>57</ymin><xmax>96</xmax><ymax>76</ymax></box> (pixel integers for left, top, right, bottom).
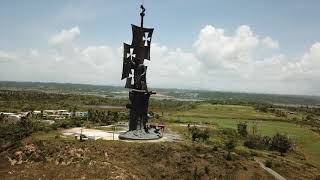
<box><xmin>265</xmin><ymin>159</ymin><xmax>273</xmax><ymax>168</ymax></box>
<box><xmin>222</xmin><ymin>128</ymin><xmax>238</xmax><ymax>139</ymax></box>
<box><xmin>0</xmin><ymin>119</ymin><xmax>53</xmax><ymax>152</ymax></box>
<box><xmin>244</xmin><ymin>135</ymin><xmax>262</xmax><ymax>149</ymax></box>
<box><xmin>199</xmin><ymin>129</ymin><xmax>209</xmax><ymax>142</ymax></box>
<box><xmin>270</xmin><ymin>133</ymin><xmax>293</xmax><ymax>156</ymax></box>
<box><xmin>254</xmin><ymin>104</ymin><xmax>269</xmax><ymax>112</ymax></box>
<box><xmin>212</xmin><ymin>146</ymin><xmax>218</xmax><ymax>151</ymax></box>
<box><xmin>191</xmin><ymin>127</ymin><xmax>210</xmax><ymax>142</ymax></box>
<box><xmin>237</xmin><ymin>122</ymin><xmax>248</xmax><ymax>137</ymax></box>
<box><xmin>225</xmin><ymin>138</ymin><xmax>237</xmax><ymax>160</ymax></box>
<box><xmin>305</xmin><ymin>114</ymin><xmax>313</xmax><ymax>120</ymax></box>
<box><xmin>191</xmin><ymin>127</ymin><xmax>200</xmax><ymax>142</ymax></box>
<box><xmin>225</xmin><ymin>139</ymin><xmax>237</xmax><ymax>151</ymax></box>
<box><xmin>261</xmin><ymin>136</ymin><xmax>272</xmax><ymax>147</ymax></box>
<box><xmin>244</xmin><ymin>135</ymin><xmax>271</xmax><ymax>150</ymax></box>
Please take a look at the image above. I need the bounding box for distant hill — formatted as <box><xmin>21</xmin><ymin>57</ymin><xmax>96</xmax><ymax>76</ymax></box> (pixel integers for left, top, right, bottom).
<box><xmin>0</xmin><ymin>81</ymin><xmax>320</xmax><ymax>106</ymax></box>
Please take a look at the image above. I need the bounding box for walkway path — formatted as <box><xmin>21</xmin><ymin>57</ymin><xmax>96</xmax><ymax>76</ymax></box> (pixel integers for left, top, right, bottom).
<box><xmin>255</xmin><ymin>158</ymin><xmax>286</xmax><ymax>180</ymax></box>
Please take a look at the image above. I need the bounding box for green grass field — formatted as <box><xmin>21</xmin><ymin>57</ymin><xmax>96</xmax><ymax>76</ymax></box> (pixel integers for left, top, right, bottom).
<box><xmin>164</xmin><ymin>103</ymin><xmax>320</xmax><ymax>167</ymax></box>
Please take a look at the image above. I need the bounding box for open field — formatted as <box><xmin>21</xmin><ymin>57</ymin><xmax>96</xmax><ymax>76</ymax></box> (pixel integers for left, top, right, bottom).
<box><xmin>164</xmin><ymin>104</ymin><xmax>320</xmax><ymax>167</ymax></box>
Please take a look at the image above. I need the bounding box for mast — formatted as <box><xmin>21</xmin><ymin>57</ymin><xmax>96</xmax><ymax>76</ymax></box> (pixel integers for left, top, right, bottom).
<box><xmin>140</xmin><ymin>5</ymin><xmax>145</xmax><ymax>28</ymax></box>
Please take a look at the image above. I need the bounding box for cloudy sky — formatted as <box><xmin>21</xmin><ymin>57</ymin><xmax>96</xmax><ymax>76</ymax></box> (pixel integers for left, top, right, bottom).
<box><xmin>1</xmin><ymin>1</ymin><xmax>320</xmax><ymax>95</ymax></box>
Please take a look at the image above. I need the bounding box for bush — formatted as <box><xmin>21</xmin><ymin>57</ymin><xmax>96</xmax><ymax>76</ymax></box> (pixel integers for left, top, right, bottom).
<box><xmin>0</xmin><ymin>119</ymin><xmax>53</xmax><ymax>152</ymax></box>
<box><xmin>226</xmin><ymin>139</ymin><xmax>237</xmax><ymax>151</ymax></box>
<box><xmin>191</xmin><ymin>127</ymin><xmax>210</xmax><ymax>142</ymax></box>
<box><xmin>265</xmin><ymin>159</ymin><xmax>273</xmax><ymax>168</ymax></box>
<box><xmin>244</xmin><ymin>133</ymin><xmax>292</xmax><ymax>156</ymax></box>
<box><xmin>199</xmin><ymin>129</ymin><xmax>210</xmax><ymax>142</ymax></box>
<box><xmin>244</xmin><ymin>135</ymin><xmax>271</xmax><ymax>149</ymax></box>
<box><xmin>261</xmin><ymin>136</ymin><xmax>272</xmax><ymax>147</ymax></box>
<box><xmin>191</xmin><ymin>127</ymin><xmax>200</xmax><ymax>142</ymax></box>
<box><xmin>270</xmin><ymin>133</ymin><xmax>293</xmax><ymax>156</ymax></box>
<box><xmin>222</xmin><ymin>128</ymin><xmax>238</xmax><ymax>139</ymax></box>
<box><xmin>254</xmin><ymin>104</ymin><xmax>269</xmax><ymax>112</ymax></box>
<box><xmin>244</xmin><ymin>135</ymin><xmax>262</xmax><ymax>149</ymax></box>
<box><xmin>225</xmin><ymin>138</ymin><xmax>237</xmax><ymax>160</ymax></box>
<box><xmin>237</xmin><ymin>122</ymin><xmax>248</xmax><ymax>137</ymax></box>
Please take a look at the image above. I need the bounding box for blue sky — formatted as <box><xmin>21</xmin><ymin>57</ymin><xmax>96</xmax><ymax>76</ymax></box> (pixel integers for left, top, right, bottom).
<box><xmin>1</xmin><ymin>1</ymin><xmax>320</xmax><ymax>95</ymax></box>
<box><xmin>1</xmin><ymin>0</ymin><xmax>320</xmax><ymax>54</ymax></box>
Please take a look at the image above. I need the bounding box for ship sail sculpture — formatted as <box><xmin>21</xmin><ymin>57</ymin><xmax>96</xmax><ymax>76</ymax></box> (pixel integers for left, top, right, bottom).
<box><xmin>119</xmin><ymin>5</ymin><xmax>162</xmax><ymax>140</ymax></box>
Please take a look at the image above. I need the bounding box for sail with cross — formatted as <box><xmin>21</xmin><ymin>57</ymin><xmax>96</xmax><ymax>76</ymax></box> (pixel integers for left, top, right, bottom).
<box><xmin>121</xmin><ymin>12</ymin><xmax>154</xmax><ymax>90</ymax></box>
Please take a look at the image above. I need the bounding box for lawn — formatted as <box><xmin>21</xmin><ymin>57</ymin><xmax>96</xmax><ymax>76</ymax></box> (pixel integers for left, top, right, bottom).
<box><xmin>164</xmin><ymin>103</ymin><xmax>320</xmax><ymax>167</ymax></box>
<box><xmin>167</xmin><ymin>103</ymin><xmax>286</xmax><ymax>121</ymax></box>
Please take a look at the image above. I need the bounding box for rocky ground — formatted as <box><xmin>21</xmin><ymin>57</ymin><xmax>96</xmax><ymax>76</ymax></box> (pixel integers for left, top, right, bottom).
<box><xmin>0</xmin><ymin>131</ymin><xmax>319</xmax><ymax>179</ymax></box>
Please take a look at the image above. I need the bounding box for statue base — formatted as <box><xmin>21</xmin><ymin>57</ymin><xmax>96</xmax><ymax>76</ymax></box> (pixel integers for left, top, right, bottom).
<box><xmin>119</xmin><ymin>128</ymin><xmax>162</xmax><ymax>140</ymax></box>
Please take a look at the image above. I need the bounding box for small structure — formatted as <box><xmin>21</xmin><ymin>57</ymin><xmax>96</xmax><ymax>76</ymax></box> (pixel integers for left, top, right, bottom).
<box><xmin>41</xmin><ymin>120</ymin><xmax>55</xmax><ymax>125</ymax></box>
<box><xmin>75</xmin><ymin>112</ymin><xmax>88</xmax><ymax>117</ymax></box>
<box><xmin>0</xmin><ymin>112</ymin><xmax>21</xmax><ymax>124</ymax></box>
<box><xmin>6</xmin><ymin>114</ymin><xmax>21</xmax><ymax>124</ymax></box>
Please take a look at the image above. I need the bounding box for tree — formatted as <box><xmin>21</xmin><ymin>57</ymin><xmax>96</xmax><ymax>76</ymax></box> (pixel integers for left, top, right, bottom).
<box><xmin>87</xmin><ymin>108</ymin><xmax>93</xmax><ymax>120</ymax></box>
<box><xmin>306</xmin><ymin>114</ymin><xmax>313</xmax><ymax>121</ymax></box>
<box><xmin>244</xmin><ymin>135</ymin><xmax>271</xmax><ymax>149</ymax></box>
<box><xmin>191</xmin><ymin>127</ymin><xmax>200</xmax><ymax>142</ymax></box>
<box><xmin>271</xmin><ymin>133</ymin><xmax>293</xmax><ymax>156</ymax></box>
<box><xmin>200</xmin><ymin>129</ymin><xmax>210</xmax><ymax>142</ymax></box>
<box><xmin>190</xmin><ymin>127</ymin><xmax>210</xmax><ymax>142</ymax></box>
<box><xmin>237</xmin><ymin>122</ymin><xmax>248</xmax><ymax>137</ymax></box>
<box><xmin>113</xmin><ymin>112</ymin><xmax>119</xmax><ymax>122</ymax></box>
<box><xmin>225</xmin><ymin>139</ymin><xmax>237</xmax><ymax>160</ymax></box>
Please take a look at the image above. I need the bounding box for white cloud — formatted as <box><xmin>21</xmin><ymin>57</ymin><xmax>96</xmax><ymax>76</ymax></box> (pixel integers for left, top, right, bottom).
<box><xmin>49</xmin><ymin>26</ymin><xmax>80</xmax><ymax>46</ymax></box>
<box><xmin>262</xmin><ymin>36</ymin><xmax>280</xmax><ymax>49</ymax></box>
<box><xmin>193</xmin><ymin>25</ymin><xmax>259</xmax><ymax>71</ymax></box>
<box><xmin>0</xmin><ymin>51</ymin><xmax>17</xmax><ymax>61</ymax></box>
<box><xmin>1</xmin><ymin>25</ymin><xmax>320</xmax><ymax>95</ymax></box>
<box><xmin>29</xmin><ymin>49</ymin><xmax>40</xmax><ymax>57</ymax></box>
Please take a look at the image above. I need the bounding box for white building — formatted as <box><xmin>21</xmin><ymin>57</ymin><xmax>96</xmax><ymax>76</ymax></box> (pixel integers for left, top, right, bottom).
<box><xmin>75</xmin><ymin>112</ymin><xmax>88</xmax><ymax>117</ymax></box>
<box><xmin>0</xmin><ymin>113</ymin><xmax>21</xmax><ymax>124</ymax></box>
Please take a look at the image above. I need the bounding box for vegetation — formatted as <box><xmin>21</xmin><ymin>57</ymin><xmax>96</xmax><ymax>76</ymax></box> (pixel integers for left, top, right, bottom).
<box><xmin>237</xmin><ymin>121</ymin><xmax>248</xmax><ymax>137</ymax></box>
<box><xmin>270</xmin><ymin>133</ymin><xmax>293</xmax><ymax>156</ymax></box>
<box><xmin>244</xmin><ymin>135</ymin><xmax>271</xmax><ymax>150</ymax></box>
<box><xmin>225</xmin><ymin>138</ymin><xmax>237</xmax><ymax>160</ymax></box>
<box><xmin>0</xmin><ymin>118</ymin><xmax>52</xmax><ymax>151</ymax></box>
<box><xmin>0</xmin><ymin>82</ymin><xmax>320</xmax><ymax>178</ymax></box>
<box><xmin>190</xmin><ymin>127</ymin><xmax>210</xmax><ymax>142</ymax></box>
<box><xmin>265</xmin><ymin>159</ymin><xmax>273</xmax><ymax>168</ymax></box>
<box><xmin>164</xmin><ymin>103</ymin><xmax>320</xmax><ymax>167</ymax></box>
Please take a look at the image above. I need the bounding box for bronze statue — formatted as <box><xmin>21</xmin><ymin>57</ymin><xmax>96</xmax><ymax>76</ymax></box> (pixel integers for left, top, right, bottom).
<box><xmin>119</xmin><ymin>5</ymin><xmax>161</xmax><ymax>140</ymax></box>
